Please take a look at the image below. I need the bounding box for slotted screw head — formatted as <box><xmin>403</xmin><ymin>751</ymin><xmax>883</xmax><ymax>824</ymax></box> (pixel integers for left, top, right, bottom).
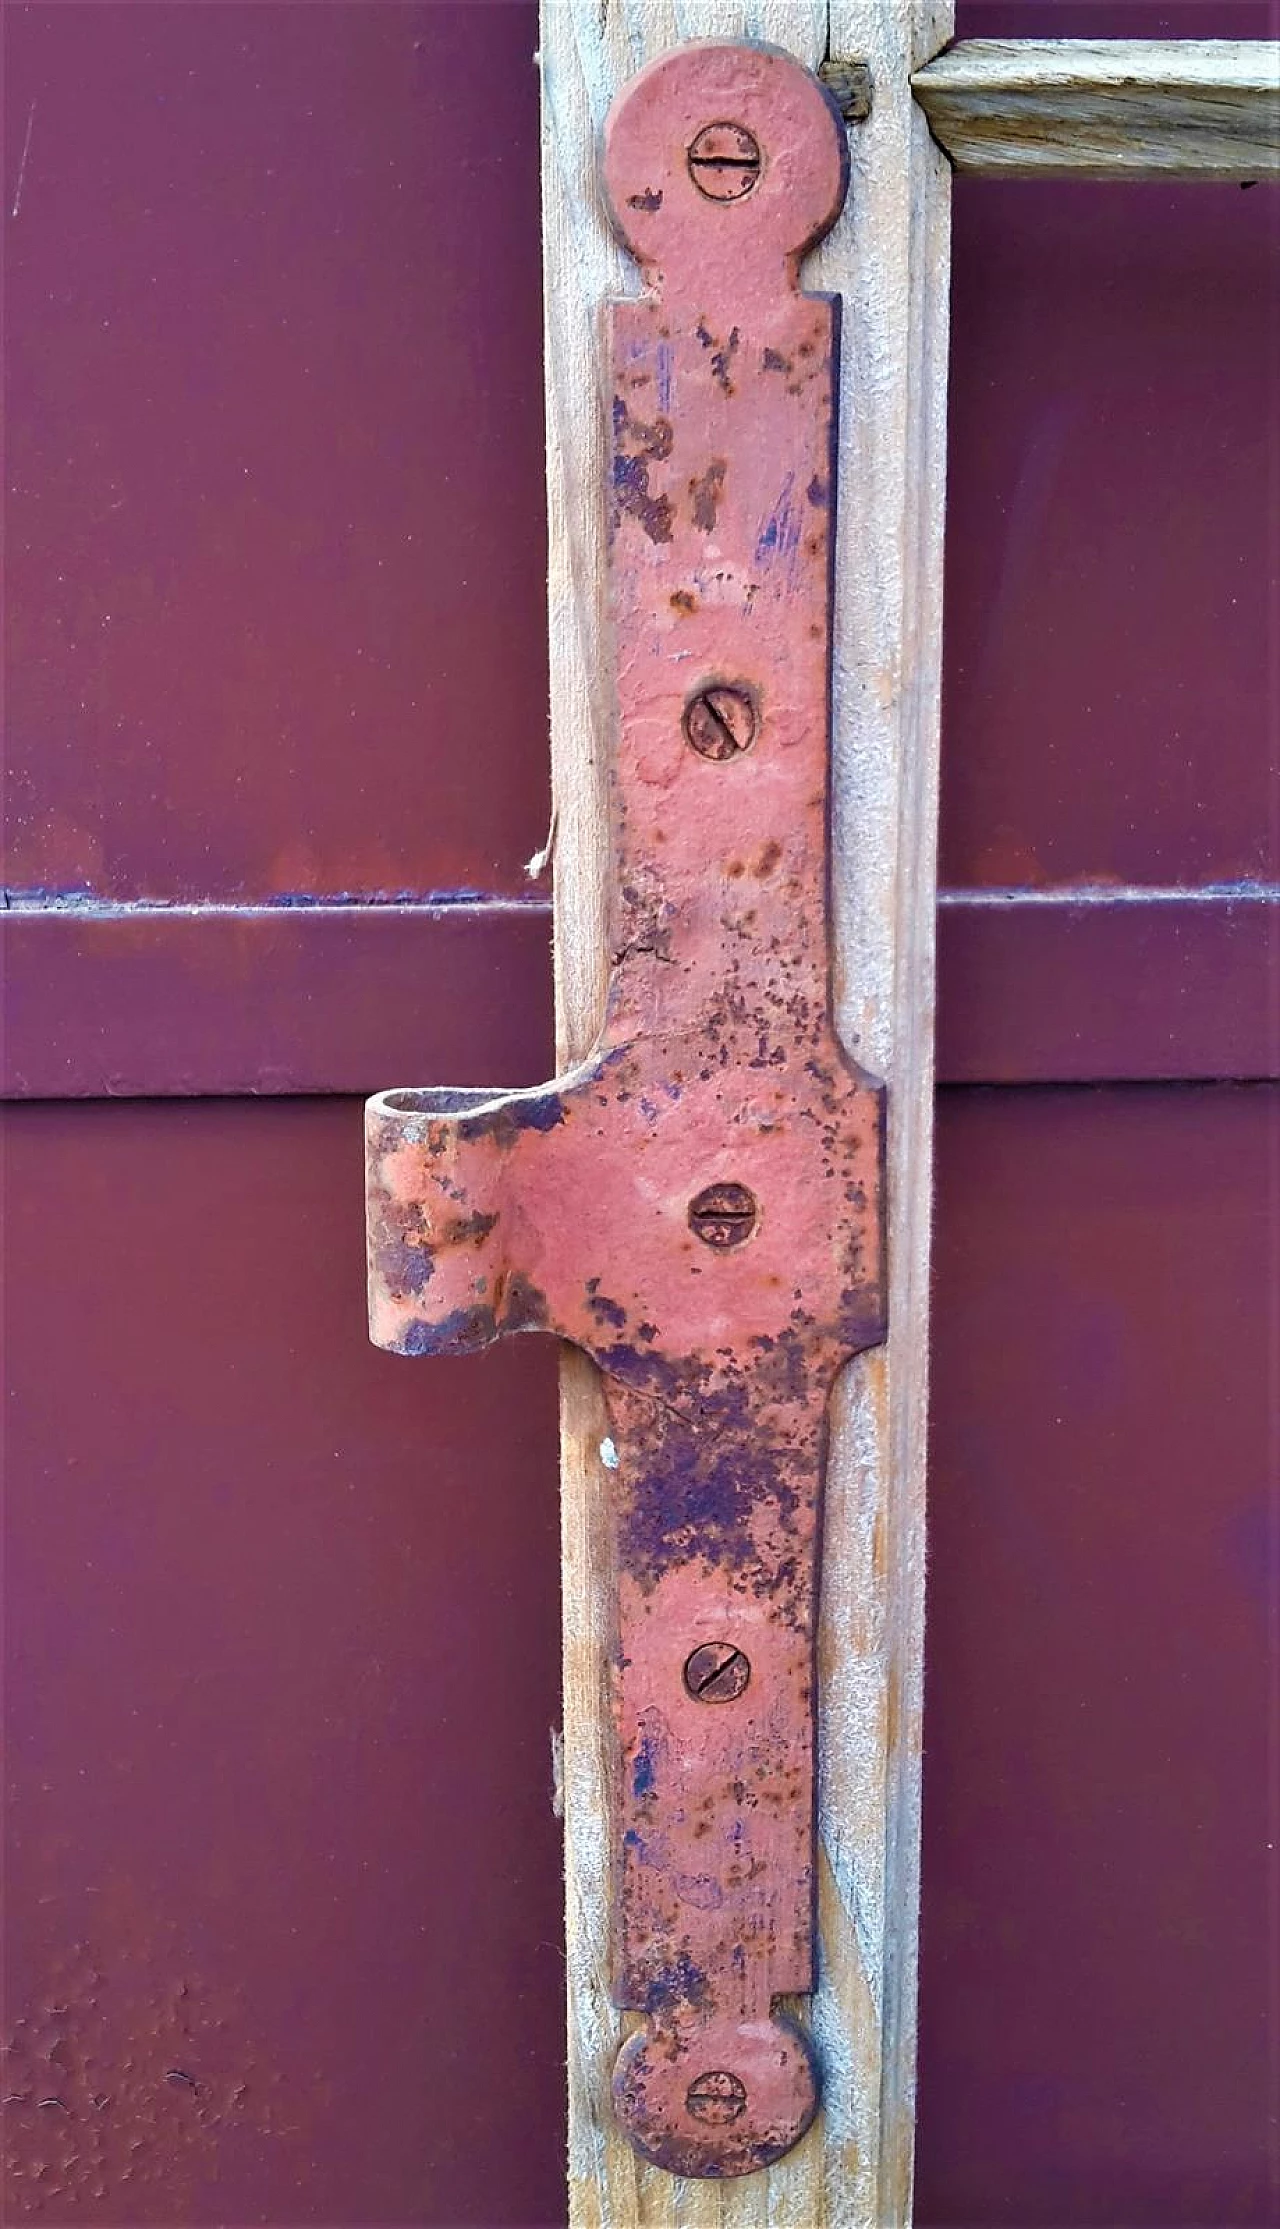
<box><xmin>687</xmin><ymin>123</ymin><xmax>762</xmax><ymax>202</ymax></box>
<box><xmin>686</xmin><ymin>2070</ymin><xmax>748</xmax><ymax>2125</ymax></box>
<box><xmin>683</xmin><ymin>685</ymin><xmax>757</xmax><ymax>762</ymax></box>
<box><xmin>684</xmin><ymin>1642</ymin><xmax>751</xmax><ymax>1703</ymax></box>
<box><xmin>688</xmin><ymin>1182</ymin><xmax>758</xmax><ymax>1248</ymax></box>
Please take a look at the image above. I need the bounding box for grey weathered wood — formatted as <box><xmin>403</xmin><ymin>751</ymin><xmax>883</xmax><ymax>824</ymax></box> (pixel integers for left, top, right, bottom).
<box><xmin>540</xmin><ymin>2</ymin><xmax>952</xmax><ymax>2220</ymax></box>
<box><xmin>912</xmin><ymin>38</ymin><xmax>1280</xmax><ymax>178</ymax></box>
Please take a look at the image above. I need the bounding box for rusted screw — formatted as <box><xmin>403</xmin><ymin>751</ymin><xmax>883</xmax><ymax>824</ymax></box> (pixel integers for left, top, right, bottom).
<box><xmin>684</xmin><ymin>1641</ymin><xmax>751</xmax><ymax>1703</ymax></box>
<box><xmin>687</xmin><ymin>123</ymin><xmax>762</xmax><ymax>202</ymax></box>
<box><xmin>688</xmin><ymin>1181</ymin><xmax>758</xmax><ymax>1248</ymax></box>
<box><xmin>683</xmin><ymin>684</ymin><xmax>757</xmax><ymax>762</ymax></box>
<box><xmin>818</xmin><ymin>57</ymin><xmax>874</xmax><ymax>124</ymax></box>
<box><xmin>686</xmin><ymin>2070</ymin><xmax>748</xmax><ymax>2124</ymax></box>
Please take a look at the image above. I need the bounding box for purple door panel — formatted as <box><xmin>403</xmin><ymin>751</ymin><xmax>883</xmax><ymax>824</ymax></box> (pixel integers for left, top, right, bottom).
<box><xmin>4</xmin><ymin>3</ymin><xmax>549</xmax><ymax>903</ymax></box>
<box><xmin>3</xmin><ymin>1100</ymin><xmax>567</xmax><ymax>2226</ymax></box>
<box><xmin>942</xmin><ymin>165</ymin><xmax>1279</xmax><ymax>892</ymax></box>
<box><xmin>918</xmin><ymin>1083</ymin><xmax>1278</xmax><ymax>2228</ymax></box>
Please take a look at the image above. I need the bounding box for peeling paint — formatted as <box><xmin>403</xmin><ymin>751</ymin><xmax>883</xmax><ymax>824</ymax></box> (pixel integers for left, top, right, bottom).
<box><xmin>2</xmin><ymin>1920</ymin><xmax>307</xmax><ymax>2218</ymax></box>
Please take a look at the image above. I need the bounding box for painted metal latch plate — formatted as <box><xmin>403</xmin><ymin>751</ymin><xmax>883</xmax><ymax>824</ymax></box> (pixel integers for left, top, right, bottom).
<box><xmin>365</xmin><ymin>41</ymin><xmax>885</xmax><ymax>2181</ymax></box>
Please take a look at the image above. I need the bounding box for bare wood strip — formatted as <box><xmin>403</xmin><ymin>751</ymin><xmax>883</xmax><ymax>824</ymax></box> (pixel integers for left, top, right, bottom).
<box><xmin>912</xmin><ymin>38</ymin><xmax>1280</xmax><ymax>178</ymax></box>
<box><xmin>815</xmin><ymin>7</ymin><xmax>950</xmax><ymax>2222</ymax></box>
<box><xmin>540</xmin><ymin>2</ymin><xmax>951</xmax><ymax>2219</ymax></box>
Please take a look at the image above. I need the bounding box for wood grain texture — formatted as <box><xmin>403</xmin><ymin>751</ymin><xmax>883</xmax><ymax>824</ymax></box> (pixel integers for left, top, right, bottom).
<box><xmin>912</xmin><ymin>38</ymin><xmax>1280</xmax><ymax>178</ymax></box>
<box><xmin>540</xmin><ymin>3</ymin><xmax>951</xmax><ymax>2219</ymax></box>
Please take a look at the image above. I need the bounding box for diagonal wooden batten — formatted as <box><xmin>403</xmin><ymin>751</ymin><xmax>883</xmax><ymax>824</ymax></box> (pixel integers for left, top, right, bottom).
<box><xmin>912</xmin><ymin>38</ymin><xmax>1280</xmax><ymax>178</ymax></box>
<box><xmin>540</xmin><ymin>2</ymin><xmax>951</xmax><ymax>2220</ymax></box>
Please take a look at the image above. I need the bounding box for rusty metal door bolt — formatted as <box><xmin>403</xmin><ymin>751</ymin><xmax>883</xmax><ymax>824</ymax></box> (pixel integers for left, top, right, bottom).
<box><xmin>366</xmin><ymin>41</ymin><xmax>885</xmax><ymax>2181</ymax></box>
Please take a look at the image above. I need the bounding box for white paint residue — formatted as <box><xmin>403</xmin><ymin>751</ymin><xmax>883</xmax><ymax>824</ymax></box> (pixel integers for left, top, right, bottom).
<box><xmin>598</xmin><ymin>1435</ymin><xmax>620</xmax><ymax>1470</ymax></box>
<box><xmin>525</xmin><ymin>806</ymin><xmax>559</xmax><ymax>881</ymax></box>
<box><xmin>11</xmin><ymin>102</ymin><xmax>36</xmax><ymax>220</ymax></box>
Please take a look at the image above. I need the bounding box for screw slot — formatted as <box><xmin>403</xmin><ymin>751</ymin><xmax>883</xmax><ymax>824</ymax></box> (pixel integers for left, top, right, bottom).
<box><xmin>684</xmin><ymin>1641</ymin><xmax>751</xmax><ymax>1703</ymax></box>
<box><xmin>687</xmin><ymin>122</ymin><xmax>762</xmax><ymax>202</ymax></box>
<box><xmin>688</xmin><ymin>1182</ymin><xmax>758</xmax><ymax>1248</ymax></box>
<box><xmin>683</xmin><ymin>685</ymin><xmax>757</xmax><ymax>762</ymax></box>
<box><xmin>686</xmin><ymin>2070</ymin><xmax>748</xmax><ymax>2124</ymax></box>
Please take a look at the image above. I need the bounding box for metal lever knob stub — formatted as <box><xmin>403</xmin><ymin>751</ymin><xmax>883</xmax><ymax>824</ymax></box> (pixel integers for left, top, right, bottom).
<box><xmin>365</xmin><ymin>39</ymin><xmax>885</xmax><ymax>2180</ymax></box>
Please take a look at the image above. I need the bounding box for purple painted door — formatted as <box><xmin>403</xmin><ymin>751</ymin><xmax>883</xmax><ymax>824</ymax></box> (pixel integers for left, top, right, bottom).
<box><xmin>4</xmin><ymin>9</ymin><xmax>566</xmax><ymax>2224</ymax></box>
<box><xmin>4</xmin><ymin>3</ymin><xmax>1277</xmax><ymax>2224</ymax></box>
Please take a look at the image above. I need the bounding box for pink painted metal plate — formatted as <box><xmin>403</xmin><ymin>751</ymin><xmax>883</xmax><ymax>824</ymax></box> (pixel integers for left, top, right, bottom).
<box><xmin>366</xmin><ymin>41</ymin><xmax>884</xmax><ymax>2179</ymax></box>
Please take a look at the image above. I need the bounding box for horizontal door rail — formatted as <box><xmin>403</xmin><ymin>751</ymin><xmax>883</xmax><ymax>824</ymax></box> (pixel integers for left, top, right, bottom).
<box><xmin>4</xmin><ymin>891</ymin><xmax>1276</xmax><ymax>1097</ymax></box>
<box><xmin>0</xmin><ymin>904</ymin><xmax>553</xmax><ymax>1101</ymax></box>
<box><xmin>935</xmin><ymin>887</ymin><xmax>1280</xmax><ymax>1083</ymax></box>
<box><xmin>912</xmin><ymin>39</ymin><xmax>1280</xmax><ymax>178</ymax></box>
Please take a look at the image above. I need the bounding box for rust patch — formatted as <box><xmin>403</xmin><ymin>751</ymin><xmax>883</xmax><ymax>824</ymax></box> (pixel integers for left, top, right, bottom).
<box><xmin>612</xmin><ymin>397</ymin><xmax>676</xmax><ymax>544</ymax></box>
<box><xmin>365</xmin><ymin>41</ymin><xmax>877</xmax><ymax>2185</ymax></box>
<box><xmin>689</xmin><ymin>456</ymin><xmax>727</xmax><ymax>532</ymax></box>
<box><xmin>695</xmin><ymin>320</ymin><xmax>741</xmax><ymax>396</ymax></box>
